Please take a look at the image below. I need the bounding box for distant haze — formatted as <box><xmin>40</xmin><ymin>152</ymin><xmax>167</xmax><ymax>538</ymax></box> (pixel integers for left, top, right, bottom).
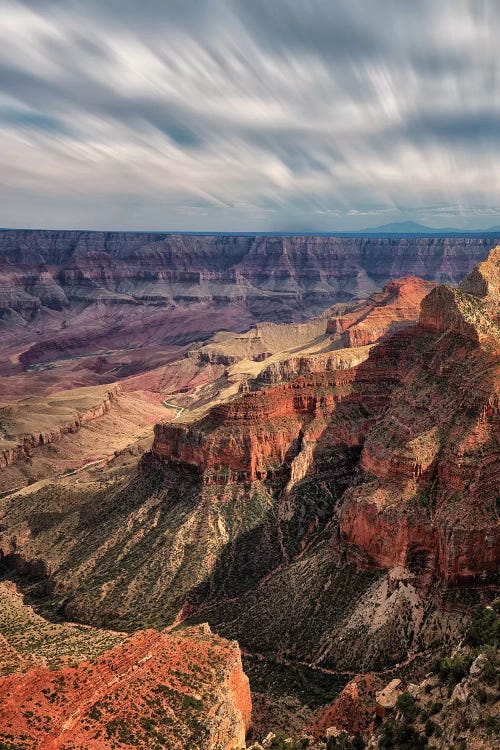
<box><xmin>2</xmin><ymin>1</ymin><xmax>500</xmax><ymax>231</ymax></box>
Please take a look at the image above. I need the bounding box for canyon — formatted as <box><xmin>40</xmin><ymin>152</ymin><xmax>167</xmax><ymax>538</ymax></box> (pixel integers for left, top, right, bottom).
<box><xmin>0</xmin><ymin>233</ymin><xmax>498</xmax><ymax>748</ymax></box>
<box><xmin>0</xmin><ymin>231</ymin><xmax>494</xmax><ymax>394</ymax></box>
<box><xmin>150</xmin><ymin>254</ymin><xmax>499</xmax><ymax>583</ymax></box>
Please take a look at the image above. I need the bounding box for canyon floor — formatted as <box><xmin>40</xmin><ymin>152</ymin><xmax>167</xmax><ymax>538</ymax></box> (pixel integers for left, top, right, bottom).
<box><xmin>0</xmin><ymin>232</ymin><xmax>498</xmax><ymax>749</ymax></box>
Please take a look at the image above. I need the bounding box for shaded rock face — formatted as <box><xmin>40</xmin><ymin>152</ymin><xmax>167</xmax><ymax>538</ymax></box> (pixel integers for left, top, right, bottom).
<box><xmin>153</xmin><ymin>370</ymin><xmax>360</xmax><ymax>483</ymax></box>
<box><xmin>151</xmin><ymin>277</ymin><xmax>435</xmax><ymax>485</ymax></box>
<box><xmin>244</xmin><ymin>276</ymin><xmax>433</xmax><ymax>391</ymax></box>
<box><xmin>461</xmin><ymin>244</ymin><xmax>500</xmax><ymax>304</ymax></box>
<box><xmin>340</xmin><ymin>251</ymin><xmax>500</xmax><ymax>583</ymax></box>
<box><xmin>0</xmin><ymin>583</ymin><xmax>251</xmax><ymax>750</ymax></box>
<box><xmin>326</xmin><ymin>276</ymin><xmax>436</xmax><ymax>347</ymax></box>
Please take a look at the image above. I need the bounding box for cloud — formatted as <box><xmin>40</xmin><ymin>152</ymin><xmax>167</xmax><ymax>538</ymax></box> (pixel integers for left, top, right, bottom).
<box><xmin>1</xmin><ymin>0</ymin><xmax>500</xmax><ymax>230</ymax></box>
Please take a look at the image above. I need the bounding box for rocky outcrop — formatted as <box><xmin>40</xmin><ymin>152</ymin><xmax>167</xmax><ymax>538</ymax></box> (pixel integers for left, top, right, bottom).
<box><xmin>419</xmin><ymin>285</ymin><xmax>500</xmax><ymax>341</ymax></box>
<box><xmin>460</xmin><ymin>244</ymin><xmax>500</xmax><ymax>303</ymax></box>
<box><xmin>371</xmin><ymin>636</ymin><xmax>499</xmax><ymax>750</ymax></box>
<box><xmin>152</xmin><ymin>276</ymin><xmax>435</xmax><ymax>479</ymax></box>
<box><xmin>0</xmin><ymin>583</ymin><xmax>251</xmax><ymax>750</ymax></box>
<box><xmin>152</xmin><ymin>370</ymin><xmax>363</xmax><ymax>483</ymax></box>
<box><xmin>374</xmin><ymin>678</ymin><xmax>403</xmax><ymax>717</ymax></box>
<box><xmin>339</xmin><ymin>251</ymin><xmax>500</xmax><ymax>582</ymax></box>
<box><xmin>326</xmin><ymin>276</ymin><xmax>435</xmax><ymax>347</ymax></box>
<box><xmin>0</xmin><ymin>386</ymin><xmax>121</xmax><ymax>470</ymax></box>
<box><xmin>245</xmin><ymin>346</ymin><xmax>372</xmax><ymax>389</ymax></box>
<box><xmin>309</xmin><ymin>674</ymin><xmax>382</xmax><ymax>738</ymax></box>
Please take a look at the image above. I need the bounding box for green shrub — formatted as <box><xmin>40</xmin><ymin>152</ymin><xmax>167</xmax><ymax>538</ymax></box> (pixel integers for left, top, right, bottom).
<box><xmin>396</xmin><ymin>692</ymin><xmax>417</xmax><ymax>722</ymax></box>
<box><xmin>395</xmin><ymin>725</ymin><xmax>427</xmax><ymax>749</ymax></box>
<box><xmin>436</xmin><ymin>654</ymin><xmax>473</xmax><ymax>685</ymax></box>
<box><xmin>479</xmin><ymin>648</ymin><xmax>497</xmax><ymax>685</ymax></box>
<box><xmin>428</xmin><ymin>701</ymin><xmax>442</xmax><ymax>715</ymax></box>
<box><xmin>477</xmin><ymin>687</ymin><xmax>488</xmax><ymax>704</ymax></box>
<box><xmin>424</xmin><ymin>719</ymin><xmax>437</xmax><ymax>738</ymax></box>
<box><xmin>379</xmin><ymin>720</ymin><xmax>428</xmax><ymax>749</ymax></box>
<box><xmin>182</xmin><ymin>695</ymin><xmax>203</xmax><ymax>711</ymax></box>
<box><xmin>326</xmin><ymin>733</ymin><xmax>357</xmax><ymax>750</ymax></box>
<box><xmin>378</xmin><ymin>722</ymin><xmax>395</xmax><ymax>749</ymax></box>
<box><xmin>466</xmin><ymin>606</ymin><xmax>499</xmax><ymax>648</ymax></box>
<box><xmin>482</xmin><ymin>715</ymin><xmax>500</xmax><ymax>735</ymax></box>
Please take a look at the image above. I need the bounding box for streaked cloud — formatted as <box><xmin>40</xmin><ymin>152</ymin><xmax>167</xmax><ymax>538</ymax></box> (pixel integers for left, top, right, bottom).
<box><xmin>1</xmin><ymin>0</ymin><xmax>500</xmax><ymax>230</ymax></box>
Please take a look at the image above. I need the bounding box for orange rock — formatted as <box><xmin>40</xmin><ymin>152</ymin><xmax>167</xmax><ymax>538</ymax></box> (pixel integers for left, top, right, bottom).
<box><xmin>309</xmin><ymin>674</ymin><xmax>382</xmax><ymax>738</ymax></box>
<box><xmin>326</xmin><ymin>276</ymin><xmax>435</xmax><ymax>347</ymax></box>
<box><xmin>0</xmin><ymin>623</ymin><xmax>251</xmax><ymax>750</ymax></box>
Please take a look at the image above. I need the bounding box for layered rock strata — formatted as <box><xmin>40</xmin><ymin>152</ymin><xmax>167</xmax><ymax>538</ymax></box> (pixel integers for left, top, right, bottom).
<box><xmin>152</xmin><ymin>248</ymin><xmax>500</xmax><ymax>583</ymax></box>
<box><xmin>0</xmin><ymin>232</ymin><xmax>493</xmax><ymax>363</ymax></box>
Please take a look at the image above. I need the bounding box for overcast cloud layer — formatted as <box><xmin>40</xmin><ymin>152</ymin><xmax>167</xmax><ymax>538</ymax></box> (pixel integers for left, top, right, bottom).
<box><xmin>1</xmin><ymin>0</ymin><xmax>500</xmax><ymax>231</ymax></box>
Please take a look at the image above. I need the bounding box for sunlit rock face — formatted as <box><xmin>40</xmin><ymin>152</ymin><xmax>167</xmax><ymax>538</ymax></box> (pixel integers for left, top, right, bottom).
<box><xmin>0</xmin><ymin>583</ymin><xmax>251</xmax><ymax>750</ymax></box>
<box><xmin>0</xmin><ymin>248</ymin><xmax>498</xmax><ymax>738</ymax></box>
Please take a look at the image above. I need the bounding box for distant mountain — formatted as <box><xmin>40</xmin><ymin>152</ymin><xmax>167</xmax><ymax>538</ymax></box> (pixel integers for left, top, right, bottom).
<box><xmin>367</xmin><ymin>221</ymin><xmax>459</xmax><ymax>234</ymax></box>
<box><xmin>364</xmin><ymin>220</ymin><xmax>500</xmax><ymax>235</ymax></box>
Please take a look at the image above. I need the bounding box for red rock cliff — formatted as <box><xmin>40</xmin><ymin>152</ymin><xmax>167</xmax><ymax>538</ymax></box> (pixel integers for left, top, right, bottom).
<box><xmin>339</xmin><ymin>249</ymin><xmax>500</xmax><ymax>582</ymax></box>
<box><xmin>152</xmin><ymin>248</ymin><xmax>500</xmax><ymax>584</ymax></box>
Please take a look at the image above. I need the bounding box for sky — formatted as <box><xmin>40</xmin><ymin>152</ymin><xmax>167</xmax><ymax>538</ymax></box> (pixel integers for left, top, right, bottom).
<box><xmin>1</xmin><ymin>0</ymin><xmax>500</xmax><ymax>231</ymax></box>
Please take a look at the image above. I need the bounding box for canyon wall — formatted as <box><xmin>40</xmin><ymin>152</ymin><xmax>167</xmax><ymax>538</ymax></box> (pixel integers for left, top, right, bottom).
<box><xmin>1</xmin><ymin>231</ymin><xmax>495</xmax><ymax>322</ymax></box>
<box><xmin>1</xmin><ymin>231</ymin><xmax>495</xmax><ymax>382</ymax></box>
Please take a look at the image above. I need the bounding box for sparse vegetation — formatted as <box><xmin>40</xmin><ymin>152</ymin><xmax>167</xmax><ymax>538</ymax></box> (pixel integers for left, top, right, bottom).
<box><xmin>434</xmin><ymin>653</ymin><xmax>473</xmax><ymax>685</ymax></box>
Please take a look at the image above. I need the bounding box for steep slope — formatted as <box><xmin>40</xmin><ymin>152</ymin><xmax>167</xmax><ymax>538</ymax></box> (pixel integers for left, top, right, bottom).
<box><xmin>0</xmin><ymin>272</ymin><xmax>443</xmax><ymax>655</ymax></box>
<box><xmin>0</xmin><ymin>582</ymin><xmax>251</xmax><ymax>750</ymax></box>
<box><xmin>152</xmin><ymin>249</ymin><xmax>500</xmax><ymax>583</ymax></box>
<box><xmin>339</xmin><ymin>250</ymin><xmax>500</xmax><ymax>582</ymax></box>
<box><xmin>0</xmin><ymin>276</ymin><xmax>431</xmax><ymax>495</ymax></box>
<box><xmin>262</xmin><ymin>604</ymin><xmax>499</xmax><ymax>749</ymax></box>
